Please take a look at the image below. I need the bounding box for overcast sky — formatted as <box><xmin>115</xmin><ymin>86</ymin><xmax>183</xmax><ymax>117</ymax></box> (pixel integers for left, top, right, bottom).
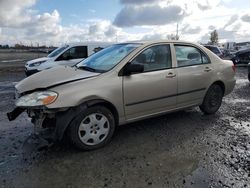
<box><xmin>0</xmin><ymin>0</ymin><xmax>250</xmax><ymax>46</ymax></box>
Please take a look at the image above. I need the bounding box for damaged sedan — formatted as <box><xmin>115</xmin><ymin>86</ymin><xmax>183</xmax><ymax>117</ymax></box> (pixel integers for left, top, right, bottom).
<box><xmin>7</xmin><ymin>41</ymin><xmax>236</xmax><ymax>150</ymax></box>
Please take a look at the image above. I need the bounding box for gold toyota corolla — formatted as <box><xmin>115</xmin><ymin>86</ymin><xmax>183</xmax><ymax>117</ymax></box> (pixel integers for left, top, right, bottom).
<box><xmin>7</xmin><ymin>40</ymin><xmax>236</xmax><ymax>150</ymax></box>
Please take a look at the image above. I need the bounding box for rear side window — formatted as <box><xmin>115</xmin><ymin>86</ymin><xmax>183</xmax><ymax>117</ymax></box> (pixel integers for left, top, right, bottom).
<box><xmin>72</xmin><ymin>46</ymin><xmax>88</xmax><ymax>58</ymax></box>
<box><xmin>175</xmin><ymin>45</ymin><xmax>210</xmax><ymax>67</ymax></box>
<box><xmin>202</xmin><ymin>53</ymin><xmax>210</xmax><ymax>64</ymax></box>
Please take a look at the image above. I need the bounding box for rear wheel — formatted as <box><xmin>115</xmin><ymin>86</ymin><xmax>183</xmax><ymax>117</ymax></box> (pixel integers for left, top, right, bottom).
<box><xmin>199</xmin><ymin>84</ymin><xmax>223</xmax><ymax>114</ymax></box>
<box><xmin>67</xmin><ymin>105</ymin><xmax>115</xmax><ymax>150</ymax></box>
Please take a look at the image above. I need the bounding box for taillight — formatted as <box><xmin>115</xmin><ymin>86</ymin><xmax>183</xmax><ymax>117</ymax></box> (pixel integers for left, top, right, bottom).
<box><xmin>232</xmin><ymin>64</ymin><xmax>236</xmax><ymax>72</ymax></box>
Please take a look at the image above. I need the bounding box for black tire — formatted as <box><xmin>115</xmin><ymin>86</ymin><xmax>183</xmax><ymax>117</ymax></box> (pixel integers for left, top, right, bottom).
<box><xmin>248</xmin><ymin>73</ymin><xmax>250</xmax><ymax>82</ymax></box>
<box><xmin>67</xmin><ymin>105</ymin><xmax>115</xmax><ymax>150</ymax></box>
<box><xmin>199</xmin><ymin>84</ymin><xmax>223</xmax><ymax>114</ymax></box>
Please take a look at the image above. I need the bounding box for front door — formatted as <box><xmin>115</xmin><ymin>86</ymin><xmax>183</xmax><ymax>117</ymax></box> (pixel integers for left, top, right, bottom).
<box><xmin>123</xmin><ymin>44</ymin><xmax>177</xmax><ymax>121</ymax></box>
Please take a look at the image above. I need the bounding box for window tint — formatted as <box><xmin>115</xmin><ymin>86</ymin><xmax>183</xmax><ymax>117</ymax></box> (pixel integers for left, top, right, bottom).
<box><xmin>74</xmin><ymin>46</ymin><xmax>88</xmax><ymax>59</ymax></box>
<box><xmin>58</xmin><ymin>46</ymin><xmax>88</xmax><ymax>61</ymax></box>
<box><xmin>70</xmin><ymin>46</ymin><xmax>88</xmax><ymax>58</ymax></box>
<box><xmin>131</xmin><ymin>45</ymin><xmax>171</xmax><ymax>72</ymax></box>
<box><xmin>175</xmin><ymin>45</ymin><xmax>209</xmax><ymax>67</ymax></box>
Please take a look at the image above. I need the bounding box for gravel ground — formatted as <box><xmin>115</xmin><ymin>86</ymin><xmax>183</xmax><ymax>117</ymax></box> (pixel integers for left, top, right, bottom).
<box><xmin>0</xmin><ymin>57</ymin><xmax>249</xmax><ymax>188</ymax></box>
<box><xmin>0</xmin><ymin>50</ymin><xmax>44</xmax><ymax>81</ymax></box>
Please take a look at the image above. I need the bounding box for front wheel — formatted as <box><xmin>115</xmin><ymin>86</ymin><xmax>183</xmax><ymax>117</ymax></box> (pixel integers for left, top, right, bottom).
<box><xmin>67</xmin><ymin>105</ymin><xmax>115</xmax><ymax>150</ymax></box>
<box><xmin>199</xmin><ymin>84</ymin><xmax>223</xmax><ymax>114</ymax></box>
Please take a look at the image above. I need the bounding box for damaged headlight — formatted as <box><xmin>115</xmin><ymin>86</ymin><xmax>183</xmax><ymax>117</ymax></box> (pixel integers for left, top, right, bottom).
<box><xmin>16</xmin><ymin>91</ymin><xmax>58</xmax><ymax>107</ymax></box>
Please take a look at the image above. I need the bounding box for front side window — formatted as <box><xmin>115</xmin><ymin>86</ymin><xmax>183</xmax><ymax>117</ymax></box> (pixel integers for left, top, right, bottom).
<box><xmin>175</xmin><ymin>45</ymin><xmax>209</xmax><ymax>67</ymax></box>
<box><xmin>57</xmin><ymin>46</ymin><xmax>88</xmax><ymax>61</ymax></box>
<box><xmin>76</xmin><ymin>43</ymin><xmax>141</xmax><ymax>72</ymax></box>
<box><xmin>131</xmin><ymin>44</ymin><xmax>172</xmax><ymax>72</ymax></box>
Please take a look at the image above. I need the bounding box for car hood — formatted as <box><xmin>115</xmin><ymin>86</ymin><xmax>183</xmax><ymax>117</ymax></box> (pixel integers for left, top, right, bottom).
<box><xmin>26</xmin><ymin>57</ymin><xmax>50</xmax><ymax>65</ymax></box>
<box><xmin>16</xmin><ymin>66</ymin><xmax>100</xmax><ymax>93</ymax></box>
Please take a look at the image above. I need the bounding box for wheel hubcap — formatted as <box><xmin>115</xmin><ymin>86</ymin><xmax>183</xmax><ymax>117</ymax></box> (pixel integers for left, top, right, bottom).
<box><xmin>78</xmin><ymin>113</ymin><xmax>110</xmax><ymax>146</ymax></box>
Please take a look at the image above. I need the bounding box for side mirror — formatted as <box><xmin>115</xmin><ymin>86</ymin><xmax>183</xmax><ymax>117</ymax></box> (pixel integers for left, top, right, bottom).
<box><xmin>123</xmin><ymin>63</ymin><xmax>144</xmax><ymax>76</ymax></box>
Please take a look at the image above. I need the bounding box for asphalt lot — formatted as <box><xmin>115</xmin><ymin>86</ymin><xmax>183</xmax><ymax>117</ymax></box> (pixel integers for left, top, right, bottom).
<box><xmin>0</xmin><ymin>53</ymin><xmax>249</xmax><ymax>188</ymax></box>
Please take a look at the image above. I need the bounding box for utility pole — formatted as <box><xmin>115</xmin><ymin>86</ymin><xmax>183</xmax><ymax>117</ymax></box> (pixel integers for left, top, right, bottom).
<box><xmin>176</xmin><ymin>23</ymin><xmax>179</xmax><ymax>40</ymax></box>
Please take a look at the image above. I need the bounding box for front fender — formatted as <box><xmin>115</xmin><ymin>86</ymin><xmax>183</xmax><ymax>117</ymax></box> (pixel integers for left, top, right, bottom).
<box><xmin>55</xmin><ymin>103</ymin><xmax>88</xmax><ymax>140</ymax></box>
<box><xmin>54</xmin><ymin>99</ymin><xmax>119</xmax><ymax>140</ymax></box>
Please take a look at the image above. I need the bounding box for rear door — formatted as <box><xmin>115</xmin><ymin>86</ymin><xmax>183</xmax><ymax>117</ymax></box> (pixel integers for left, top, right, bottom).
<box><xmin>123</xmin><ymin>44</ymin><xmax>177</xmax><ymax>120</ymax></box>
<box><xmin>174</xmin><ymin>44</ymin><xmax>213</xmax><ymax>107</ymax></box>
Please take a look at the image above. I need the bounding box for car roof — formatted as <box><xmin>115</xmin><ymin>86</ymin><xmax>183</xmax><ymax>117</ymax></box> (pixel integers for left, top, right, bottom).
<box><xmin>62</xmin><ymin>42</ymin><xmax>114</xmax><ymax>47</ymax></box>
<box><xmin>117</xmin><ymin>40</ymin><xmax>202</xmax><ymax>46</ymax></box>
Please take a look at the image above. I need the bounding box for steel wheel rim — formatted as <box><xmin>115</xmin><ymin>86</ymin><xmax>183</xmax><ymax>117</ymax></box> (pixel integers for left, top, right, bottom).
<box><xmin>78</xmin><ymin>113</ymin><xmax>110</xmax><ymax>146</ymax></box>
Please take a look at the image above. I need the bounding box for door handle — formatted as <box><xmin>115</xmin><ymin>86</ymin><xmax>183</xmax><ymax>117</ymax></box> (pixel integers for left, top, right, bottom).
<box><xmin>204</xmin><ymin>67</ymin><xmax>212</xmax><ymax>72</ymax></box>
<box><xmin>165</xmin><ymin>72</ymin><xmax>176</xmax><ymax>78</ymax></box>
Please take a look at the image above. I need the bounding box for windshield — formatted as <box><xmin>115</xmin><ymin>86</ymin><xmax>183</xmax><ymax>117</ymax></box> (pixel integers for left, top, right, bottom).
<box><xmin>47</xmin><ymin>45</ymin><xmax>69</xmax><ymax>58</ymax></box>
<box><xmin>76</xmin><ymin>43</ymin><xmax>141</xmax><ymax>72</ymax></box>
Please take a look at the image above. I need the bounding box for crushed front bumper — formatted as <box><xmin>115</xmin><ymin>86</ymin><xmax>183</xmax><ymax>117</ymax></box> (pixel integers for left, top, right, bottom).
<box><xmin>7</xmin><ymin>107</ymin><xmax>25</xmax><ymax>121</ymax></box>
<box><xmin>6</xmin><ymin>105</ymin><xmax>85</xmax><ymax>142</ymax></box>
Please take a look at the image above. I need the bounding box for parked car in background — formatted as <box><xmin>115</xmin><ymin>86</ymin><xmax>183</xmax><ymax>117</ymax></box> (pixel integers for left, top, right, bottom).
<box><xmin>8</xmin><ymin>40</ymin><xmax>236</xmax><ymax>150</ymax></box>
<box><xmin>231</xmin><ymin>48</ymin><xmax>250</xmax><ymax>65</ymax></box>
<box><xmin>204</xmin><ymin>45</ymin><xmax>224</xmax><ymax>58</ymax></box>
<box><xmin>25</xmin><ymin>42</ymin><xmax>112</xmax><ymax>76</ymax></box>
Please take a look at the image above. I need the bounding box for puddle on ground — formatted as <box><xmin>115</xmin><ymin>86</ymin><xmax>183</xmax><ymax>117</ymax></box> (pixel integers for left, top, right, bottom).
<box><xmin>183</xmin><ymin>166</ymin><xmax>211</xmax><ymax>188</ymax></box>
